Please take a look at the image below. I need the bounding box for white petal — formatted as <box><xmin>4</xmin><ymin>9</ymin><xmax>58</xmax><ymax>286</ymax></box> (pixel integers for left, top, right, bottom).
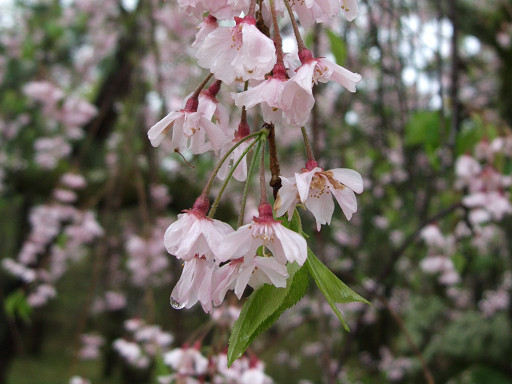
<box><xmin>328</xmin><ymin>168</ymin><xmax>364</xmax><ymax>193</ymax></box>
<box><xmin>304</xmin><ymin>188</ymin><xmax>335</xmax><ymax>231</ymax></box>
<box><xmin>295</xmin><ymin>168</ymin><xmax>321</xmax><ymax>203</ymax></box>
<box><xmin>271</xmin><ymin>223</ymin><xmax>307</xmax><ymax>265</ymax></box>
<box><xmin>217</xmin><ymin>225</ymin><xmax>254</xmax><ymax>262</ymax></box>
<box><xmin>274</xmin><ymin>176</ymin><xmax>299</xmax><ymax>218</ymax></box>
<box><xmin>330</xmin><ymin>187</ymin><xmax>357</xmax><ymax>220</ymax></box>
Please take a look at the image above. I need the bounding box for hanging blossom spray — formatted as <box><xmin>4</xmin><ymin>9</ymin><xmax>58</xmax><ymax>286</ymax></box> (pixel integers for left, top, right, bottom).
<box><xmin>147</xmin><ymin>0</ymin><xmax>369</xmax><ymax>365</ymax></box>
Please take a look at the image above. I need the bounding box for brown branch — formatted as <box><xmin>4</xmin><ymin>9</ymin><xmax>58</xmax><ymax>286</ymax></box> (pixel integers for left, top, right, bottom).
<box><xmin>265</xmin><ymin>123</ymin><xmax>282</xmax><ymax>199</ymax></box>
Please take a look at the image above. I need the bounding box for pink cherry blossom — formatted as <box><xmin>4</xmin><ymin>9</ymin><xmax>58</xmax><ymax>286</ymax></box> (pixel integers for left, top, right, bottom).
<box><xmin>275</xmin><ymin>161</ymin><xmax>364</xmax><ymax>230</ymax></box>
<box><xmin>213</xmin><ymin>256</ymin><xmax>289</xmax><ymax>305</ymax></box>
<box><xmin>290</xmin><ymin>0</ymin><xmax>341</xmax><ymax>28</ymax></box>
<box><xmin>292</xmin><ymin>49</ymin><xmax>362</xmax><ymax>94</ymax></box>
<box><xmin>217</xmin><ymin>203</ymin><xmax>307</xmax><ymax>265</ymax></box>
<box><xmin>164</xmin><ymin>196</ymin><xmax>234</xmax><ymax>261</ymax></box>
<box><xmin>147</xmin><ymin>97</ymin><xmax>228</xmax><ymax>154</ymax></box>
<box><xmin>232</xmin><ymin>63</ymin><xmax>296</xmax><ymax>125</ymax></box>
<box><xmin>171</xmin><ymin>256</ymin><xmax>218</xmax><ymax>313</ymax></box>
<box><xmin>163</xmin><ymin>345</ymin><xmax>209</xmax><ymax>376</ymax></box>
<box><xmin>280</xmin><ymin>50</ymin><xmax>361</xmax><ymax>126</ymax></box>
<box><xmin>191</xmin><ymin>15</ymin><xmax>218</xmax><ymax>48</ymax></box>
<box><xmin>195</xmin><ymin>16</ymin><xmax>277</xmax><ymax>85</ymax></box>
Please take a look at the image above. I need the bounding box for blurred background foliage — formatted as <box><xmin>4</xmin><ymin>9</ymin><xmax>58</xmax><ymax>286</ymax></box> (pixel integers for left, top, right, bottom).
<box><xmin>1</xmin><ymin>0</ymin><xmax>512</xmax><ymax>383</ymax></box>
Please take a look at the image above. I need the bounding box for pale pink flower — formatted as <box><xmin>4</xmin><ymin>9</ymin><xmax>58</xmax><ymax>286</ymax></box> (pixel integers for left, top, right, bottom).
<box><xmin>291</xmin><ymin>49</ymin><xmax>362</xmax><ymax>94</ymax></box>
<box><xmin>232</xmin><ymin>63</ymin><xmax>295</xmax><ymax>125</ymax></box>
<box><xmin>217</xmin><ymin>203</ymin><xmax>307</xmax><ymax>265</ymax></box>
<box><xmin>420</xmin><ymin>225</ymin><xmax>445</xmax><ymax>248</ymax></box>
<box><xmin>291</xmin><ymin>0</ymin><xmax>341</xmax><ymax>28</ymax></box>
<box><xmin>198</xmin><ymin>81</ymin><xmax>229</xmax><ymax>131</ymax></box>
<box><xmin>61</xmin><ymin>172</ymin><xmax>87</xmax><ymax>189</ymax></box>
<box><xmin>342</xmin><ymin>0</ymin><xmax>359</xmax><ymax>21</ymax></box>
<box><xmin>23</xmin><ymin>80</ymin><xmax>64</xmax><ymax>104</ymax></box>
<box><xmin>147</xmin><ymin>97</ymin><xmax>227</xmax><ymax>154</ymax></box>
<box><xmin>163</xmin><ymin>346</ymin><xmax>209</xmax><ymax>376</ymax></box>
<box><xmin>164</xmin><ymin>196</ymin><xmax>234</xmax><ymax>261</ymax></box>
<box><xmin>191</xmin><ymin>15</ymin><xmax>218</xmax><ymax>48</ymax></box>
<box><xmin>178</xmin><ymin>0</ymin><xmax>240</xmax><ymax>19</ymax></box>
<box><xmin>195</xmin><ymin>16</ymin><xmax>276</xmax><ymax>85</ymax></box>
<box><xmin>79</xmin><ymin>333</ymin><xmax>105</xmax><ymax>360</ymax></box>
<box><xmin>69</xmin><ymin>376</ymin><xmax>91</xmax><ymax>384</ymax></box>
<box><xmin>171</xmin><ymin>256</ymin><xmax>217</xmax><ymax>313</ymax></box>
<box><xmin>274</xmin><ymin>161</ymin><xmax>364</xmax><ymax>230</ymax></box>
<box><xmin>455</xmin><ymin>154</ymin><xmax>481</xmax><ymax>188</ymax></box>
<box><xmin>463</xmin><ymin>191</ymin><xmax>512</xmax><ymax>220</ymax></box>
<box><xmin>279</xmin><ymin>78</ymin><xmax>316</xmax><ymax>127</ymax></box>
<box><xmin>213</xmin><ymin>256</ymin><xmax>289</xmax><ymax>305</ymax></box>
<box><xmin>280</xmin><ymin>50</ymin><xmax>360</xmax><ymax>126</ymax></box>
<box><xmin>53</xmin><ymin>188</ymin><xmax>77</xmax><ymax>203</ymax></box>
<box><xmin>241</xmin><ymin>368</ymin><xmax>273</xmax><ymax>384</ymax></box>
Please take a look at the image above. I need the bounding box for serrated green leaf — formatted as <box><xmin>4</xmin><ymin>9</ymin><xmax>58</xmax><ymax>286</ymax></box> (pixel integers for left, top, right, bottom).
<box><xmin>305</xmin><ymin>248</ymin><xmax>369</xmax><ymax>331</ymax></box>
<box><xmin>227</xmin><ymin>261</ymin><xmax>309</xmax><ymax>366</ymax></box>
<box><xmin>326</xmin><ymin>29</ymin><xmax>347</xmax><ymax>66</ymax></box>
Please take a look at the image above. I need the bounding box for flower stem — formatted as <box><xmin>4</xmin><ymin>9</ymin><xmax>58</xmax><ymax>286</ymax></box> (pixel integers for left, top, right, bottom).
<box><xmin>248</xmin><ymin>0</ymin><xmax>257</xmax><ymax>17</ymax></box>
<box><xmin>202</xmin><ymin>130</ymin><xmax>266</xmax><ymax>198</ymax></box>
<box><xmin>238</xmin><ymin>139</ymin><xmax>263</xmax><ymax>227</ymax></box>
<box><xmin>301</xmin><ymin>126</ymin><xmax>315</xmax><ymax>162</ymax></box>
<box><xmin>191</xmin><ymin>73</ymin><xmax>214</xmax><ymax>98</ymax></box>
<box><xmin>266</xmin><ymin>123</ymin><xmax>282</xmax><ymax>198</ymax></box>
<box><xmin>269</xmin><ymin>0</ymin><xmax>284</xmax><ymax>64</ymax></box>
<box><xmin>283</xmin><ymin>0</ymin><xmax>306</xmax><ymax>51</ymax></box>
<box><xmin>259</xmin><ymin>138</ymin><xmax>267</xmax><ymax>204</ymax></box>
<box><xmin>208</xmin><ymin>131</ymin><xmax>268</xmax><ymax>218</ymax></box>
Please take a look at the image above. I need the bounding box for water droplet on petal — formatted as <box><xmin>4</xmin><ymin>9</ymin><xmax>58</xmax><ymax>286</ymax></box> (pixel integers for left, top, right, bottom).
<box><xmin>170</xmin><ymin>297</ymin><xmax>185</xmax><ymax>309</ymax></box>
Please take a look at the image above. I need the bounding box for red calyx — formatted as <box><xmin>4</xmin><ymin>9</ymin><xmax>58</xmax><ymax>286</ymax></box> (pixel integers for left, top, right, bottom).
<box><xmin>298</xmin><ymin>48</ymin><xmax>314</xmax><ymax>64</ymax></box>
<box><xmin>255</xmin><ymin>202</ymin><xmax>275</xmax><ymax>221</ymax></box>
<box><xmin>304</xmin><ymin>159</ymin><xmax>319</xmax><ymax>171</ymax></box>
<box><xmin>190</xmin><ymin>195</ymin><xmax>210</xmax><ymax>216</ymax></box>
<box><xmin>203</xmin><ymin>80</ymin><xmax>222</xmax><ymax>100</ymax></box>
<box><xmin>183</xmin><ymin>96</ymin><xmax>199</xmax><ymax>113</ymax></box>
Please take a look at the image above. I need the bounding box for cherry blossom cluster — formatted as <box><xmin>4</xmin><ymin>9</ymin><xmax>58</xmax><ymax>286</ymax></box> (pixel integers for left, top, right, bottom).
<box><xmin>147</xmin><ymin>0</ymin><xmax>365</xmax><ymax>314</ymax></box>
<box><xmin>159</xmin><ymin>345</ymin><xmax>273</xmax><ymax>384</ymax></box>
<box><xmin>2</xmin><ymin>172</ymin><xmax>103</xmax><ymax>307</ymax></box>
<box><xmin>113</xmin><ymin>318</ymin><xmax>175</xmax><ymax>369</ymax></box>
<box><xmin>125</xmin><ymin>217</ymin><xmax>173</xmax><ymax>288</ymax></box>
<box><xmin>419</xmin><ymin>224</ymin><xmax>460</xmax><ymax>286</ymax></box>
<box><xmin>111</xmin><ymin>313</ymin><xmax>274</xmax><ymax>383</ymax></box>
<box><xmin>78</xmin><ymin>333</ymin><xmax>105</xmax><ymax>360</ymax></box>
<box><xmin>478</xmin><ymin>271</ymin><xmax>512</xmax><ymax>318</ymax></box>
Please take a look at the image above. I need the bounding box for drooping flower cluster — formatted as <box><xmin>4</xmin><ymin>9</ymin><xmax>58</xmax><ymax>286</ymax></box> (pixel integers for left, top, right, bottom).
<box><xmin>146</xmin><ymin>0</ymin><xmax>366</xmax><ymax>317</ymax></box>
<box><xmin>147</xmin><ymin>0</ymin><xmax>363</xmax><ymax>157</ymax></box>
<box><xmin>165</xmin><ymin>196</ymin><xmax>307</xmax><ymax>313</ymax></box>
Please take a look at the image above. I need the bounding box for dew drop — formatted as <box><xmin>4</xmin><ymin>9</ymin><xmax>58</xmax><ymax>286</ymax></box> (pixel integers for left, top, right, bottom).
<box><xmin>170</xmin><ymin>297</ymin><xmax>185</xmax><ymax>310</ymax></box>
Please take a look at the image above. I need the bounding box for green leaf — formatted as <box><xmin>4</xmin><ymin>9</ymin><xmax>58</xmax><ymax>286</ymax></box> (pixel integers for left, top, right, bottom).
<box><xmin>4</xmin><ymin>290</ymin><xmax>32</xmax><ymax>322</ymax></box>
<box><xmin>326</xmin><ymin>29</ymin><xmax>347</xmax><ymax>66</ymax></box>
<box><xmin>227</xmin><ymin>261</ymin><xmax>309</xmax><ymax>366</ymax></box>
<box><xmin>153</xmin><ymin>350</ymin><xmax>170</xmax><ymax>383</ymax></box>
<box><xmin>305</xmin><ymin>248</ymin><xmax>369</xmax><ymax>331</ymax></box>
